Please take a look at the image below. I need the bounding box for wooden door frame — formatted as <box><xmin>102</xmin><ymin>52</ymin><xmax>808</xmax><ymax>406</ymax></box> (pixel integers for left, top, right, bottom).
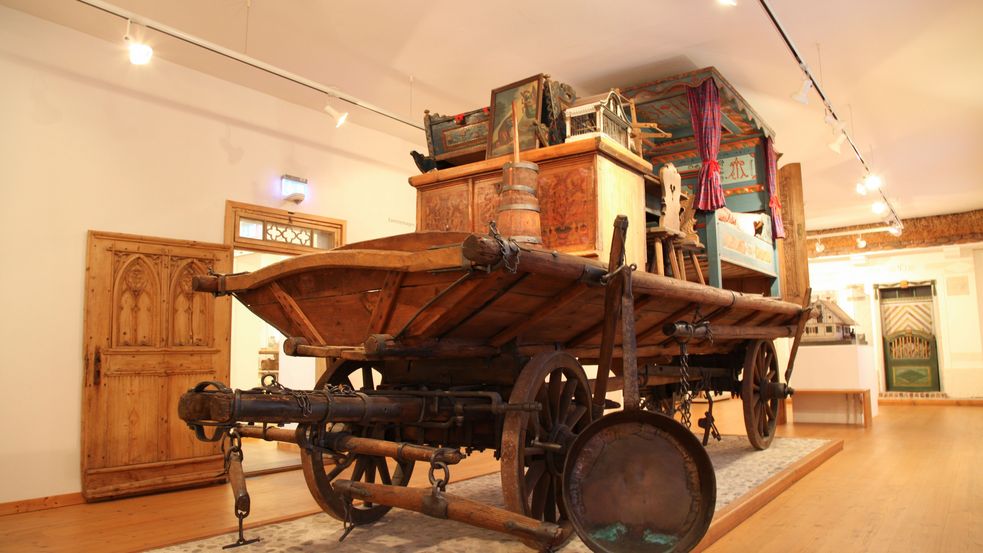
<box><xmin>225</xmin><ymin>200</ymin><xmax>346</xmax><ymax>255</ymax></box>
<box><xmin>224</xmin><ymin>201</ymin><xmax>346</xmax><ymax>468</ymax></box>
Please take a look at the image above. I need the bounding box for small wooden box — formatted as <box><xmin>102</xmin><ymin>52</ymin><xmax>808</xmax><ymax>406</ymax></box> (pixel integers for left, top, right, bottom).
<box><xmin>409</xmin><ymin>137</ymin><xmax>652</xmax><ymax>268</ymax></box>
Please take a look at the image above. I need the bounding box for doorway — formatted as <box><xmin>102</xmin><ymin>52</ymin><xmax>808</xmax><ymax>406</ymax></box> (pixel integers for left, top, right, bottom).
<box><xmin>224</xmin><ymin>201</ymin><xmax>346</xmax><ymax>473</ymax></box>
<box><xmin>877</xmin><ymin>282</ymin><xmax>941</xmax><ymax>392</ymax></box>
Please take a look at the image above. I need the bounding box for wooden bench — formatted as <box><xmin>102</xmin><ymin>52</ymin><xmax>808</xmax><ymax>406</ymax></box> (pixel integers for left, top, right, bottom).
<box><xmin>791</xmin><ymin>388</ymin><xmax>872</xmax><ymax>428</ymax></box>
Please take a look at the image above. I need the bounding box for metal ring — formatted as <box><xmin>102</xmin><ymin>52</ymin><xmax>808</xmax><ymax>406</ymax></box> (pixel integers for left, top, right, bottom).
<box><xmin>499</xmin><ymin>184</ymin><xmax>536</xmax><ymax>195</ymax></box>
<box><xmin>496</xmin><ymin>203</ymin><xmax>541</xmax><ymax>212</ymax></box>
<box><xmin>428</xmin><ymin>461</ymin><xmax>450</xmax><ymax>488</ymax></box>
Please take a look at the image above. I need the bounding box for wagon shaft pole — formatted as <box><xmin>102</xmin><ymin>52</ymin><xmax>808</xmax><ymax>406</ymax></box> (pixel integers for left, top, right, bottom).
<box><xmin>594</xmin><ymin>215</ymin><xmax>629</xmax><ymax>417</ymax></box>
<box><xmin>333</xmin><ymin>480</ymin><xmax>565</xmax><ymax>547</ymax></box>
<box><xmin>784</xmin><ymin>286</ymin><xmax>816</xmax><ymax>385</ymax></box>
<box><xmin>177</xmin><ymin>387</ymin><xmax>428</xmax><ymax>427</ymax></box>
<box><xmin>234</xmin><ymin>425</ymin><xmax>464</xmax><ymax>465</ymax></box>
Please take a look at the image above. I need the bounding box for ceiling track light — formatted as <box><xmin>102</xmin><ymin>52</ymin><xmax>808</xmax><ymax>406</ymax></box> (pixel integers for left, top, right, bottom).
<box><xmin>791</xmin><ymin>77</ymin><xmax>813</xmax><ymax>104</ymax></box>
<box><xmin>757</xmin><ymin>0</ymin><xmax>903</xmax><ymax>231</ymax></box>
<box><xmin>815</xmin><ymin>240</ymin><xmax>826</xmax><ymax>253</ymax></box>
<box><xmin>76</xmin><ymin>0</ymin><xmax>423</xmax><ymax>131</ymax></box>
<box><xmin>856</xmin><ymin>235</ymin><xmax>867</xmax><ymax>249</ymax></box>
<box><xmin>123</xmin><ymin>19</ymin><xmax>153</xmax><ymax>65</ymax></box>
<box><xmin>829</xmin><ymin>132</ymin><xmax>847</xmax><ymax>154</ymax></box>
<box><xmin>323</xmin><ymin>104</ymin><xmax>349</xmax><ymax>128</ymax></box>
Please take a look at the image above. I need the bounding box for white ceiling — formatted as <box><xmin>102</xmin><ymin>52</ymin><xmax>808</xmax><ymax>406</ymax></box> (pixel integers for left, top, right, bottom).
<box><xmin>5</xmin><ymin>0</ymin><xmax>983</xmax><ymax>230</ymax></box>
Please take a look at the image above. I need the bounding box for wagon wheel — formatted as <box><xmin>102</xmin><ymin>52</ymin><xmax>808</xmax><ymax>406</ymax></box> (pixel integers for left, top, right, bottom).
<box><xmin>501</xmin><ymin>351</ymin><xmax>593</xmax><ymax>548</ymax></box>
<box><xmin>741</xmin><ymin>340</ymin><xmax>781</xmax><ymax>450</ymax></box>
<box><xmin>299</xmin><ymin>360</ymin><xmax>414</xmax><ymax>525</ymax></box>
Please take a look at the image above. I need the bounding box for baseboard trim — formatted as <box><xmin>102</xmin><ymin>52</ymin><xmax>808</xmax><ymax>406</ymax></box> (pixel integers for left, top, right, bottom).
<box><xmin>879</xmin><ymin>398</ymin><xmax>983</xmax><ymax>406</ymax></box>
<box><xmin>693</xmin><ymin>438</ymin><xmax>845</xmax><ymax>552</ymax></box>
<box><xmin>0</xmin><ymin>492</ymin><xmax>85</xmax><ymax>517</ymax></box>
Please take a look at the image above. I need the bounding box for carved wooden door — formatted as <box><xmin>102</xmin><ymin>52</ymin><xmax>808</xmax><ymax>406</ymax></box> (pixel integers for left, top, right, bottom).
<box><xmin>82</xmin><ymin>231</ymin><xmax>231</xmax><ymax>500</ymax></box>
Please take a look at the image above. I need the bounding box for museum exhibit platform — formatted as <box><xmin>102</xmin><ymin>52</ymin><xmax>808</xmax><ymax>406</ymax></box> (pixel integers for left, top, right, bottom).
<box><xmin>148</xmin><ymin>435</ymin><xmax>843</xmax><ymax>553</ymax></box>
<box><xmin>791</xmin><ymin>343</ymin><xmax>879</xmax><ymax>426</ymax></box>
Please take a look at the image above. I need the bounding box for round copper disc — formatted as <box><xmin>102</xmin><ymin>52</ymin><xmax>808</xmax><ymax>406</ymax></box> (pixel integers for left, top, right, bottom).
<box><xmin>562</xmin><ymin>410</ymin><xmax>716</xmax><ymax>553</ymax></box>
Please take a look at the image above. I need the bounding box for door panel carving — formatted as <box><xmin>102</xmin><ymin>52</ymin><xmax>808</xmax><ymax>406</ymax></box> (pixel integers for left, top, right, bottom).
<box><xmin>83</xmin><ymin>231</ymin><xmax>231</xmax><ymax>500</ymax></box>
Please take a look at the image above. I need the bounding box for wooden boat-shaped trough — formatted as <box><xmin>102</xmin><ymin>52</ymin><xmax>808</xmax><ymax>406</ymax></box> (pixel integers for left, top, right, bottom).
<box><xmin>179</xmin><ymin>212</ymin><xmax>812</xmax><ymax>552</ymax></box>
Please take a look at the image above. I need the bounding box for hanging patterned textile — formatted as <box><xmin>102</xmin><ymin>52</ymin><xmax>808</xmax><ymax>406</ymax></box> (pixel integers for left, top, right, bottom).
<box><xmin>686</xmin><ymin>79</ymin><xmax>725</xmax><ymax>211</ymax></box>
<box><xmin>764</xmin><ymin>137</ymin><xmax>786</xmax><ymax>239</ymax></box>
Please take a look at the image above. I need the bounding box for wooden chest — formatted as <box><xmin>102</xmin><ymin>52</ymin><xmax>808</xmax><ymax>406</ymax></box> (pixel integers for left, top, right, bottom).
<box><xmin>409</xmin><ymin>137</ymin><xmax>651</xmax><ymax>267</ymax></box>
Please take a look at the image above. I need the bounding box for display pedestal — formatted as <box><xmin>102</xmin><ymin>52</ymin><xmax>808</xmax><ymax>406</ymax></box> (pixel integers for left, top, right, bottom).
<box><xmin>791</xmin><ymin>343</ymin><xmax>878</xmax><ymax>425</ymax></box>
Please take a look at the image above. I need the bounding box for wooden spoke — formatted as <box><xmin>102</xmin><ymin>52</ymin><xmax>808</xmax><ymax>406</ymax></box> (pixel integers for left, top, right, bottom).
<box><xmin>564</xmin><ymin>405</ymin><xmax>588</xmax><ymax>428</ymax></box>
<box><xmin>536</xmin><ymin>386</ymin><xmax>553</xmax><ymax>432</ymax></box>
<box><xmin>742</xmin><ymin>340</ymin><xmax>781</xmax><ymax>450</ymax></box>
<box><xmin>375</xmin><ymin>457</ymin><xmax>392</xmax><ymax>486</ymax></box>
<box><xmin>557</xmin><ymin>378</ymin><xmax>578</xmax><ymax>424</ymax></box>
<box><xmin>501</xmin><ymin>351</ymin><xmax>592</xmax><ymax>549</ymax></box>
<box><xmin>524</xmin><ymin>461</ymin><xmax>547</xmax><ymax>499</ymax></box>
<box><xmin>300</xmin><ymin>360</ymin><xmax>414</xmax><ymax>525</ymax></box>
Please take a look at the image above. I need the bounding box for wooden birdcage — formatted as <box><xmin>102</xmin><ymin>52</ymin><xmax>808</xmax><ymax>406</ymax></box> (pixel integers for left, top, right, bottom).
<box><xmin>563</xmin><ymin>89</ymin><xmax>633</xmax><ymax>151</ymax></box>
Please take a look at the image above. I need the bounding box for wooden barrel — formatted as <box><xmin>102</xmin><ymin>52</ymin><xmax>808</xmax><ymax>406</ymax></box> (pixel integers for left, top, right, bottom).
<box><xmin>497</xmin><ymin>161</ymin><xmax>542</xmax><ymax>244</ymax></box>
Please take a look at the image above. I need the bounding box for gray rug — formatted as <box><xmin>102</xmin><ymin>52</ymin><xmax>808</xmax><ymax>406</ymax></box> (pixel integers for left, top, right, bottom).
<box><xmin>151</xmin><ymin>436</ymin><xmax>828</xmax><ymax>552</ymax></box>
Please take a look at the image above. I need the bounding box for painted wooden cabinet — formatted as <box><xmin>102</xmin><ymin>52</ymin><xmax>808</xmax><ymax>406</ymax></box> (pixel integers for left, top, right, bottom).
<box><xmin>409</xmin><ymin>137</ymin><xmax>651</xmax><ymax>268</ymax></box>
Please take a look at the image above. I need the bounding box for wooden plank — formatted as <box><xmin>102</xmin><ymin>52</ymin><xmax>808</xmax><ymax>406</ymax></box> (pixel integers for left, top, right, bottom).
<box><xmin>366</xmin><ymin>271</ymin><xmax>406</xmax><ymax>334</ymax></box>
<box><xmin>399</xmin><ymin>273</ymin><xmax>517</xmax><ymax>339</ymax></box>
<box><xmin>268</xmin><ymin>281</ymin><xmax>325</xmax><ymax>344</ymax></box>
<box><xmin>568</xmin><ymin>293</ymin><xmax>660</xmax><ymax>347</ymax></box>
<box><xmin>408</xmin><ymin>136</ymin><xmax>652</xmax><ymax>188</ymax></box>
<box><xmin>488</xmin><ymin>282</ymin><xmax>589</xmax><ymax>346</ymax></box>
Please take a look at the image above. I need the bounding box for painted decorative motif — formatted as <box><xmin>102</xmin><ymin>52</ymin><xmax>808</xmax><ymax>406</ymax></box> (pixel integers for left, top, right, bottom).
<box><xmin>487</xmin><ymin>74</ymin><xmax>544</xmax><ymax>158</ymax></box>
<box><xmin>674</xmin><ymin>152</ymin><xmax>757</xmax><ymax>186</ymax></box>
<box><xmin>442</xmin><ymin>122</ymin><xmax>488</xmax><ymax>151</ymax></box>
<box><xmin>881</xmin><ymin>300</ymin><xmax>933</xmax><ymax>335</ymax></box>
<box><xmin>420</xmin><ymin>185</ymin><xmax>470</xmax><ymax>232</ymax></box>
<box><xmin>473</xmin><ymin>178</ymin><xmax>501</xmax><ymax>232</ymax></box>
<box><xmin>114</xmin><ymin>256</ymin><xmax>159</xmax><ymax>347</ymax></box>
<box><xmin>538</xmin><ymin>165</ymin><xmax>594</xmax><ymax>250</ymax></box>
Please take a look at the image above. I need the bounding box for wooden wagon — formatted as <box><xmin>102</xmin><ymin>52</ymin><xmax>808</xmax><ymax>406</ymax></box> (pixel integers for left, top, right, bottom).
<box><xmin>180</xmin><ymin>215</ymin><xmax>811</xmax><ymax>552</ymax></box>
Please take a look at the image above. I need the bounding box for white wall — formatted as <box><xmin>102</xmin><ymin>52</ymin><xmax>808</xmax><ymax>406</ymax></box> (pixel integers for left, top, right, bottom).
<box><xmin>808</xmin><ymin>244</ymin><xmax>983</xmax><ymax>398</ymax></box>
<box><xmin>0</xmin><ymin>7</ymin><xmax>421</xmax><ymax>503</ymax></box>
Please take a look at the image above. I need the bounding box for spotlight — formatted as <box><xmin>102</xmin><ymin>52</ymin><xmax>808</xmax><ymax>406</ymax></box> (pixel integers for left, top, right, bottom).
<box><xmin>324</xmin><ymin>104</ymin><xmax>349</xmax><ymax>128</ymax></box>
<box><xmin>888</xmin><ymin>225</ymin><xmax>902</xmax><ymax>237</ymax></box>
<box><xmin>815</xmin><ymin>240</ymin><xmax>825</xmax><ymax>253</ymax></box>
<box><xmin>872</xmin><ymin>201</ymin><xmax>888</xmax><ymax>215</ymax></box>
<box><xmin>123</xmin><ymin>20</ymin><xmax>153</xmax><ymax>65</ymax></box>
<box><xmin>791</xmin><ymin>78</ymin><xmax>813</xmax><ymax>104</ymax></box>
<box><xmin>856</xmin><ymin>236</ymin><xmax>867</xmax><ymax>249</ymax></box>
<box><xmin>829</xmin><ymin>133</ymin><xmax>847</xmax><ymax>154</ymax></box>
<box><xmin>863</xmin><ymin>174</ymin><xmax>882</xmax><ymax>192</ymax></box>
<box><xmin>855</xmin><ymin>182</ymin><xmax>868</xmax><ymax>196</ymax></box>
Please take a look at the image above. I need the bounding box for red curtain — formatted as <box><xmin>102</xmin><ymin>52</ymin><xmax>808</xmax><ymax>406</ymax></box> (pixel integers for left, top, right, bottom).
<box><xmin>765</xmin><ymin>137</ymin><xmax>786</xmax><ymax>238</ymax></box>
<box><xmin>686</xmin><ymin>79</ymin><xmax>726</xmax><ymax>211</ymax></box>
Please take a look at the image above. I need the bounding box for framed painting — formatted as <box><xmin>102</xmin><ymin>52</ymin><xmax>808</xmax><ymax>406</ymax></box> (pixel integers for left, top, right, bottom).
<box><xmin>486</xmin><ymin>74</ymin><xmax>545</xmax><ymax>158</ymax></box>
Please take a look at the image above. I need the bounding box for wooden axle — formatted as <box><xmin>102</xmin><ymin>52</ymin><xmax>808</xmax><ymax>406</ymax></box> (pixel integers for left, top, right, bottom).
<box><xmin>234</xmin><ymin>425</ymin><xmax>464</xmax><ymax>465</ymax></box>
<box><xmin>332</xmin><ymin>480</ymin><xmax>564</xmax><ymax>547</ymax></box>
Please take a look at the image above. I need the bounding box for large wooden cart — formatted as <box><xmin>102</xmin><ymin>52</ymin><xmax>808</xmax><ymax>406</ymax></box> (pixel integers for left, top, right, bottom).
<box><xmin>180</xmin><ymin>217</ymin><xmax>811</xmax><ymax>552</ymax></box>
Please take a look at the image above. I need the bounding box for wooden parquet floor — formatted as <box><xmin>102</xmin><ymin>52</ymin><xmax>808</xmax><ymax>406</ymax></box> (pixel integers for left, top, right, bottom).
<box><xmin>1</xmin><ymin>400</ymin><xmax>980</xmax><ymax>552</ymax></box>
